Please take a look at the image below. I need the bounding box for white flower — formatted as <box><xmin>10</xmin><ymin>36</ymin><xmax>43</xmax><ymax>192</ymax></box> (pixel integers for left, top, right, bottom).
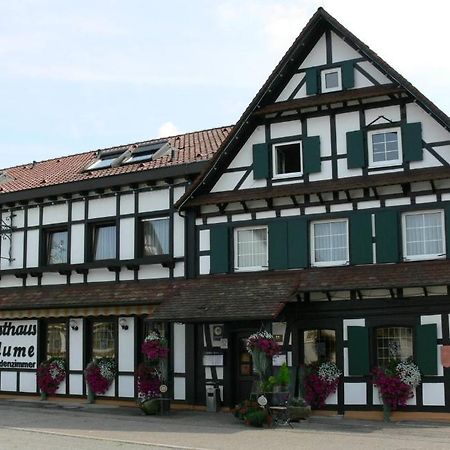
<box><xmin>98</xmin><ymin>358</ymin><xmax>116</xmax><ymax>381</ymax></box>
<box><xmin>318</xmin><ymin>362</ymin><xmax>342</xmax><ymax>383</ymax></box>
<box><xmin>396</xmin><ymin>361</ymin><xmax>421</xmax><ymax>389</ymax></box>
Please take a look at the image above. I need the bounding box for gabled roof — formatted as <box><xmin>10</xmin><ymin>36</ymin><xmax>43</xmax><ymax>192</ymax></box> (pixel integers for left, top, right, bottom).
<box><xmin>176</xmin><ymin>7</ymin><xmax>450</xmax><ymax>209</ymax></box>
<box><xmin>0</xmin><ymin>126</ymin><xmax>232</xmax><ymax>201</ymax></box>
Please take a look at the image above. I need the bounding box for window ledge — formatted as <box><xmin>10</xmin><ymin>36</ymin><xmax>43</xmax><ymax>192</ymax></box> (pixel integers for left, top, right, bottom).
<box><xmin>311</xmin><ymin>261</ymin><xmax>350</xmax><ymax>268</ymax></box>
<box><xmin>234</xmin><ymin>266</ymin><xmax>269</xmax><ymax>273</ymax></box>
<box><xmin>403</xmin><ymin>255</ymin><xmax>446</xmax><ymax>262</ymax></box>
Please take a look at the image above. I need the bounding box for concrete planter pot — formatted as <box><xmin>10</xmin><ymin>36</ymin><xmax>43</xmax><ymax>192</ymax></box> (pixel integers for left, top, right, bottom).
<box><xmin>140</xmin><ymin>399</ymin><xmax>161</xmax><ymax>415</ymax></box>
<box><xmin>287</xmin><ymin>405</ymin><xmax>311</xmax><ymax>421</ymax></box>
<box><xmin>86</xmin><ymin>387</ymin><xmax>95</xmax><ymax>404</ymax></box>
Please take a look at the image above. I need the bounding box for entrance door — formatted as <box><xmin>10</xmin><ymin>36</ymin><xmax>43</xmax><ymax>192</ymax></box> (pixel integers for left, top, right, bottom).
<box><xmin>234</xmin><ymin>333</ymin><xmax>254</xmax><ymax>403</ymax></box>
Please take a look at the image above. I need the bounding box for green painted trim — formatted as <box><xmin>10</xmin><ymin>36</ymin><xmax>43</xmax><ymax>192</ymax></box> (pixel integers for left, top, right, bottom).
<box><xmin>252</xmin><ymin>143</ymin><xmax>269</xmax><ymax>180</ymax></box>
<box><xmin>416</xmin><ymin>323</ymin><xmax>438</xmax><ymax>376</ymax></box>
<box><xmin>346</xmin><ymin>130</ymin><xmax>365</xmax><ymax>169</ymax></box>
<box><xmin>347</xmin><ymin>326</ymin><xmax>369</xmax><ymax>376</ymax></box>
<box><xmin>303</xmin><ymin>136</ymin><xmax>321</xmax><ymax>174</ymax></box>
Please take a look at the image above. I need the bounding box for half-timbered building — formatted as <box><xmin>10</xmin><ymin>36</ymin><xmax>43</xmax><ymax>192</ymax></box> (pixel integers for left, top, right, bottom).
<box><xmin>0</xmin><ymin>127</ymin><xmax>230</xmax><ymax>401</ymax></box>
<box><xmin>1</xmin><ymin>7</ymin><xmax>450</xmax><ymax>418</ymax></box>
<box><xmin>175</xmin><ymin>8</ymin><xmax>450</xmax><ymax>415</ymax></box>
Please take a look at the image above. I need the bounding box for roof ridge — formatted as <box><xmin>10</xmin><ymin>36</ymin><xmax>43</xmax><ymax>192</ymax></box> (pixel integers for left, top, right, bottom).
<box><xmin>1</xmin><ymin>124</ymin><xmax>234</xmax><ymax>173</ymax></box>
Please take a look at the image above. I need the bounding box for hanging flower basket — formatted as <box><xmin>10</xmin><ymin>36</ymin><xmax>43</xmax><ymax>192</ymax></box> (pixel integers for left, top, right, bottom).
<box><xmin>84</xmin><ymin>357</ymin><xmax>116</xmax><ymax>401</ymax></box>
<box><xmin>246</xmin><ymin>331</ymin><xmax>280</xmax><ymax>378</ymax></box>
<box><xmin>304</xmin><ymin>362</ymin><xmax>342</xmax><ymax>409</ymax></box>
<box><xmin>372</xmin><ymin>359</ymin><xmax>421</xmax><ymax>421</ymax></box>
<box><xmin>141</xmin><ymin>332</ymin><xmax>169</xmax><ymax>362</ymax></box>
<box><xmin>37</xmin><ymin>357</ymin><xmax>66</xmax><ymax>399</ymax></box>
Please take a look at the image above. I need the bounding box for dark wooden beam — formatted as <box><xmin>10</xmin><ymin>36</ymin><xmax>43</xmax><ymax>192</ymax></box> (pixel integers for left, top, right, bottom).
<box><xmin>253</xmin><ymin>85</ymin><xmax>404</xmax><ymax>116</ymax></box>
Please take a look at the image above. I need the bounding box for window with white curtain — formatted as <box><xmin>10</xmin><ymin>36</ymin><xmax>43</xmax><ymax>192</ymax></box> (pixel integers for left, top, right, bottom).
<box><xmin>311</xmin><ymin>219</ymin><xmax>349</xmax><ymax>267</ymax></box>
<box><xmin>402</xmin><ymin>210</ymin><xmax>445</xmax><ymax>260</ymax></box>
<box><xmin>234</xmin><ymin>226</ymin><xmax>268</xmax><ymax>271</ymax></box>
<box><xmin>141</xmin><ymin>217</ymin><xmax>169</xmax><ymax>256</ymax></box>
<box><xmin>92</xmin><ymin>223</ymin><xmax>117</xmax><ymax>260</ymax></box>
<box><xmin>46</xmin><ymin>229</ymin><xmax>68</xmax><ymax>264</ymax></box>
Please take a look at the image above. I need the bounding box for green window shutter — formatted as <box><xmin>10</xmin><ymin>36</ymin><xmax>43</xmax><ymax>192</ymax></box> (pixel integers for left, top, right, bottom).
<box><xmin>252</xmin><ymin>143</ymin><xmax>269</xmax><ymax>180</ymax></box>
<box><xmin>375</xmin><ymin>210</ymin><xmax>400</xmax><ymax>263</ymax></box>
<box><xmin>347</xmin><ymin>326</ymin><xmax>369</xmax><ymax>376</ymax></box>
<box><xmin>402</xmin><ymin>122</ymin><xmax>423</xmax><ymax>162</ymax></box>
<box><xmin>416</xmin><ymin>324</ymin><xmax>438</xmax><ymax>376</ymax></box>
<box><xmin>350</xmin><ymin>212</ymin><xmax>373</xmax><ymax>265</ymax></box>
<box><xmin>341</xmin><ymin>61</ymin><xmax>355</xmax><ymax>89</ymax></box>
<box><xmin>287</xmin><ymin>217</ymin><xmax>308</xmax><ymax>269</ymax></box>
<box><xmin>269</xmin><ymin>220</ymin><xmax>288</xmax><ymax>270</ymax></box>
<box><xmin>445</xmin><ymin>205</ymin><xmax>450</xmax><ymax>258</ymax></box>
<box><xmin>210</xmin><ymin>225</ymin><xmax>229</xmax><ymax>274</ymax></box>
<box><xmin>346</xmin><ymin>130</ymin><xmax>366</xmax><ymax>169</ymax></box>
<box><xmin>305</xmin><ymin>68</ymin><xmax>318</xmax><ymax>96</ymax></box>
<box><xmin>303</xmin><ymin>136</ymin><xmax>321</xmax><ymax>174</ymax></box>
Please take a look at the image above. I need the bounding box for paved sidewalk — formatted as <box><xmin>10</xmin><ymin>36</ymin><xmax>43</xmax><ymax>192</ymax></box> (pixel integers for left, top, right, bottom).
<box><xmin>1</xmin><ymin>397</ymin><xmax>450</xmax><ymax>449</ymax></box>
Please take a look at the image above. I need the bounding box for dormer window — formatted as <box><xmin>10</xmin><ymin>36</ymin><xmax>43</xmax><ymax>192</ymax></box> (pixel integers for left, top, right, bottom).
<box><xmin>321</xmin><ymin>67</ymin><xmax>342</xmax><ymax>93</ymax></box>
<box><xmin>368</xmin><ymin>127</ymin><xmax>402</xmax><ymax>168</ymax></box>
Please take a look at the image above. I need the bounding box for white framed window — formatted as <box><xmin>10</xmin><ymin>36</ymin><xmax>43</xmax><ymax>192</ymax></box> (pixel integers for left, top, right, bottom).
<box><xmin>141</xmin><ymin>217</ymin><xmax>170</xmax><ymax>256</ymax></box>
<box><xmin>368</xmin><ymin>127</ymin><xmax>402</xmax><ymax>168</ymax></box>
<box><xmin>376</xmin><ymin>327</ymin><xmax>413</xmax><ymax>367</ymax></box>
<box><xmin>320</xmin><ymin>67</ymin><xmax>342</xmax><ymax>93</ymax></box>
<box><xmin>272</xmin><ymin>141</ymin><xmax>302</xmax><ymax>179</ymax></box>
<box><xmin>402</xmin><ymin>210</ymin><xmax>445</xmax><ymax>261</ymax></box>
<box><xmin>311</xmin><ymin>219</ymin><xmax>349</xmax><ymax>267</ymax></box>
<box><xmin>92</xmin><ymin>223</ymin><xmax>117</xmax><ymax>260</ymax></box>
<box><xmin>234</xmin><ymin>226</ymin><xmax>268</xmax><ymax>271</ymax></box>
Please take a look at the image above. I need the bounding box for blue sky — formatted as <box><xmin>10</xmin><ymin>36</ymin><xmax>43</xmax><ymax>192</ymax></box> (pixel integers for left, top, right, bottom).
<box><xmin>1</xmin><ymin>0</ymin><xmax>449</xmax><ymax>169</ymax></box>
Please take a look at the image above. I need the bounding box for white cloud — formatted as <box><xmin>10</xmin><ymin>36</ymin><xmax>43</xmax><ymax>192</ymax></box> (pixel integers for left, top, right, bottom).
<box><xmin>216</xmin><ymin>1</ymin><xmax>311</xmax><ymax>52</ymax></box>
<box><xmin>157</xmin><ymin>122</ymin><xmax>179</xmax><ymax>138</ymax></box>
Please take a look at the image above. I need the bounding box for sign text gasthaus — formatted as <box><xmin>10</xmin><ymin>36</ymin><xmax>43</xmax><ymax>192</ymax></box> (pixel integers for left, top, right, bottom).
<box><xmin>0</xmin><ymin>320</ymin><xmax>37</xmax><ymax>369</ymax></box>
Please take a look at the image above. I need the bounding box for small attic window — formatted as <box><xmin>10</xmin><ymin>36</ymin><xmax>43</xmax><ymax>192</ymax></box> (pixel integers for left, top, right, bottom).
<box><xmin>321</xmin><ymin>67</ymin><xmax>342</xmax><ymax>93</ymax></box>
<box><xmin>86</xmin><ymin>153</ymin><xmax>120</xmax><ymax>170</ymax></box>
<box><xmin>123</xmin><ymin>141</ymin><xmax>170</xmax><ymax>165</ymax></box>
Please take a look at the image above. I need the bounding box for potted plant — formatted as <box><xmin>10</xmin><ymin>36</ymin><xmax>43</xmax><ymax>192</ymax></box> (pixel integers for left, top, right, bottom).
<box><xmin>137</xmin><ymin>331</ymin><xmax>170</xmax><ymax>414</ymax></box>
<box><xmin>136</xmin><ymin>363</ymin><xmax>162</xmax><ymax>415</ymax></box>
<box><xmin>37</xmin><ymin>357</ymin><xmax>66</xmax><ymax>400</ymax></box>
<box><xmin>84</xmin><ymin>357</ymin><xmax>116</xmax><ymax>403</ymax></box>
<box><xmin>233</xmin><ymin>400</ymin><xmax>272</xmax><ymax>428</ymax></box>
<box><xmin>287</xmin><ymin>397</ymin><xmax>311</xmax><ymax>421</ymax></box>
<box><xmin>372</xmin><ymin>359</ymin><xmax>421</xmax><ymax>421</ymax></box>
<box><xmin>269</xmin><ymin>363</ymin><xmax>290</xmax><ymax>406</ymax></box>
<box><xmin>304</xmin><ymin>361</ymin><xmax>341</xmax><ymax>409</ymax></box>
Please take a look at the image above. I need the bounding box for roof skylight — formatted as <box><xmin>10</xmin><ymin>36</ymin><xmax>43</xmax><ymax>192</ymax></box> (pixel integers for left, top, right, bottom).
<box><xmin>85</xmin><ymin>140</ymin><xmax>171</xmax><ymax>171</ymax></box>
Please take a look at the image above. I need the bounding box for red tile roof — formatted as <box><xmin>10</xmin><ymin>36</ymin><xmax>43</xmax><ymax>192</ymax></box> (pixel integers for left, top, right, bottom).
<box><xmin>0</xmin><ymin>126</ymin><xmax>232</xmax><ymax>195</ymax></box>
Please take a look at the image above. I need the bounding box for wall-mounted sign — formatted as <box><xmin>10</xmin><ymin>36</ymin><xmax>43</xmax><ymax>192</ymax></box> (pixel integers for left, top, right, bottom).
<box><xmin>203</xmin><ymin>352</ymin><xmax>223</xmax><ymax>367</ymax></box>
<box><xmin>0</xmin><ymin>320</ymin><xmax>38</xmax><ymax>369</ymax></box>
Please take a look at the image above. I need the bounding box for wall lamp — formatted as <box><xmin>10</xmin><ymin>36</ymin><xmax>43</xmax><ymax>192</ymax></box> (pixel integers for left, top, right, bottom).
<box><xmin>69</xmin><ymin>319</ymin><xmax>79</xmax><ymax>331</ymax></box>
<box><xmin>119</xmin><ymin>318</ymin><xmax>129</xmax><ymax>330</ymax></box>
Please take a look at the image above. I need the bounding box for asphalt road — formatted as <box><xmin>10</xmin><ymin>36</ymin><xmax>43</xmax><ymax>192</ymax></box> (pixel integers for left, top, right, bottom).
<box><xmin>1</xmin><ymin>401</ymin><xmax>450</xmax><ymax>450</ymax></box>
